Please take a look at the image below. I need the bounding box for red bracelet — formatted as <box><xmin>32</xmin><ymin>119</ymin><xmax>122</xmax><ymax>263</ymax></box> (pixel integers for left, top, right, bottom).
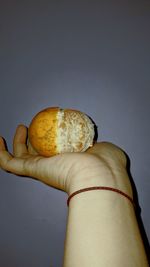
<box><xmin>67</xmin><ymin>186</ymin><xmax>134</xmax><ymax>207</ymax></box>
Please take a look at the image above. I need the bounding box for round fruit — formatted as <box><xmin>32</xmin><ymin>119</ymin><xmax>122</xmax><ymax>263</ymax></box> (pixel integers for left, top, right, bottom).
<box><xmin>28</xmin><ymin>107</ymin><xmax>96</xmax><ymax>157</ymax></box>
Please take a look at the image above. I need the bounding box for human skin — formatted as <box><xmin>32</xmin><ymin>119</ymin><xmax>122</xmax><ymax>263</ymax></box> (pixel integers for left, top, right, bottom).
<box><xmin>0</xmin><ymin>125</ymin><xmax>148</xmax><ymax>266</ymax></box>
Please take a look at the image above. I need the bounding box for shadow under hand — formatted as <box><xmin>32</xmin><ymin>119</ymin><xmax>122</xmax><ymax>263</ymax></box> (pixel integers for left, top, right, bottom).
<box><xmin>125</xmin><ymin>153</ymin><xmax>150</xmax><ymax>265</ymax></box>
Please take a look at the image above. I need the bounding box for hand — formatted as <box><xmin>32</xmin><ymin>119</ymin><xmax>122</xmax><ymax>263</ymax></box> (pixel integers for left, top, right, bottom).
<box><xmin>0</xmin><ymin>125</ymin><xmax>132</xmax><ymax>196</ymax></box>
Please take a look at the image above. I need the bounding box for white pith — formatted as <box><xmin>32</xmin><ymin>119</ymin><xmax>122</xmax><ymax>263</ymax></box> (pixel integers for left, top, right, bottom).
<box><xmin>57</xmin><ymin>109</ymin><xmax>95</xmax><ymax>153</ymax></box>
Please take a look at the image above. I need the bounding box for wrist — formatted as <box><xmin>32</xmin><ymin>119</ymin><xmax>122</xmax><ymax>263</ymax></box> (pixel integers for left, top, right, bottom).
<box><xmin>67</xmin><ymin>168</ymin><xmax>133</xmax><ymax>200</ymax></box>
<box><xmin>64</xmin><ymin>184</ymin><xmax>147</xmax><ymax>267</ymax></box>
<box><xmin>67</xmin><ymin>186</ymin><xmax>134</xmax><ymax>207</ymax></box>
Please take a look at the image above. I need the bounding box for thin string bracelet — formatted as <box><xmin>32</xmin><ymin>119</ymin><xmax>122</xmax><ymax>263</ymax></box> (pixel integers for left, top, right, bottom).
<box><xmin>67</xmin><ymin>186</ymin><xmax>135</xmax><ymax>207</ymax></box>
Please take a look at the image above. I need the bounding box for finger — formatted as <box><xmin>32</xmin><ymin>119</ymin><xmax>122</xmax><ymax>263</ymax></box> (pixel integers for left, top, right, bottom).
<box><xmin>13</xmin><ymin>125</ymin><xmax>28</xmax><ymax>157</ymax></box>
<box><xmin>0</xmin><ymin>136</ymin><xmax>29</xmax><ymax>175</ymax></box>
<box><xmin>0</xmin><ymin>136</ymin><xmax>13</xmax><ymax>170</ymax></box>
<box><xmin>27</xmin><ymin>140</ymin><xmax>38</xmax><ymax>155</ymax></box>
<box><xmin>0</xmin><ymin>136</ymin><xmax>6</xmax><ymax>151</ymax></box>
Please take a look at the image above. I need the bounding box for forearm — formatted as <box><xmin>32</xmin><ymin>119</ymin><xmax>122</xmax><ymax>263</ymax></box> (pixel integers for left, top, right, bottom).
<box><xmin>63</xmin><ymin>189</ymin><xmax>148</xmax><ymax>267</ymax></box>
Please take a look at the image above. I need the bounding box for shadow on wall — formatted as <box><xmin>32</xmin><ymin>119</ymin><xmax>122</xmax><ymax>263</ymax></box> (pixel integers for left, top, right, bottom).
<box><xmin>88</xmin><ymin>115</ymin><xmax>98</xmax><ymax>144</ymax></box>
<box><xmin>125</xmin><ymin>153</ymin><xmax>150</xmax><ymax>265</ymax></box>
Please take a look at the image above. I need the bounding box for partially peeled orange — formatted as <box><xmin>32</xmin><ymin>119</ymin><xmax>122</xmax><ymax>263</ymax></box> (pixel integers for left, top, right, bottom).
<box><xmin>28</xmin><ymin>107</ymin><xmax>96</xmax><ymax>157</ymax></box>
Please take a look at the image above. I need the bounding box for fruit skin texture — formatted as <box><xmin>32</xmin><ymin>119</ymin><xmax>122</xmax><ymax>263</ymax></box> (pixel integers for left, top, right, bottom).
<box><xmin>28</xmin><ymin>107</ymin><xmax>59</xmax><ymax>156</ymax></box>
<box><xmin>28</xmin><ymin>107</ymin><xmax>95</xmax><ymax>157</ymax></box>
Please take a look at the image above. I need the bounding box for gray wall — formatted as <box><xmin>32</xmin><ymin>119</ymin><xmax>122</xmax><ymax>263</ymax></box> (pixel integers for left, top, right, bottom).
<box><xmin>0</xmin><ymin>1</ymin><xmax>150</xmax><ymax>266</ymax></box>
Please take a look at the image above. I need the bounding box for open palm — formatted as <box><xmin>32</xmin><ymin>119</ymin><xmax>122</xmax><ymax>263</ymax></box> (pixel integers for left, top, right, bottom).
<box><xmin>0</xmin><ymin>124</ymin><xmax>129</xmax><ymax>196</ymax></box>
